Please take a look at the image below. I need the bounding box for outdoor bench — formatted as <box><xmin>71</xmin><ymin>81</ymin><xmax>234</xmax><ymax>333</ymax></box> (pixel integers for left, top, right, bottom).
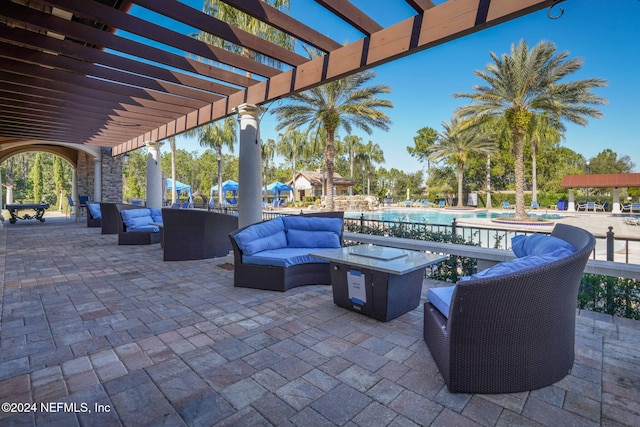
<box><xmin>424</xmin><ymin>223</ymin><xmax>595</xmax><ymax>394</ymax></box>
<box><xmin>229</xmin><ymin>212</ymin><xmax>344</xmax><ymax>291</ymax></box>
<box><xmin>161</xmin><ymin>208</ymin><xmax>238</xmax><ymax>261</ymax></box>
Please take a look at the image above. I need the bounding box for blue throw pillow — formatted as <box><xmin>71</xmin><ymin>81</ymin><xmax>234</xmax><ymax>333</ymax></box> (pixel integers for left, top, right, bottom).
<box><xmin>149</xmin><ymin>208</ymin><xmax>163</xmax><ymax>223</ymax></box>
<box><xmin>460</xmin><ymin>251</ymin><xmax>567</xmax><ymax>281</ymax></box>
<box><xmin>121</xmin><ymin>208</ymin><xmax>153</xmax><ymax>229</ymax></box>
<box><xmin>511</xmin><ymin>234</ymin><xmax>575</xmax><ymax>258</ymax></box>
<box><xmin>233</xmin><ymin>217</ymin><xmax>286</xmax><ymax>255</ymax></box>
<box><xmin>286</xmin><ymin>229</ymin><xmax>340</xmax><ymax>248</ymax></box>
<box><xmin>282</xmin><ymin>216</ymin><xmax>343</xmax><ymax>235</ymax></box>
<box><xmin>88</xmin><ymin>203</ymin><xmax>101</xmax><ymax>219</ymax></box>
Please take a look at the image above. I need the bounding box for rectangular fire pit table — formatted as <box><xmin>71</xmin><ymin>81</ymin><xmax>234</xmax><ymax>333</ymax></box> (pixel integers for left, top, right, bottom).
<box><xmin>311</xmin><ymin>245</ymin><xmax>447</xmax><ymax>321</ymax></box>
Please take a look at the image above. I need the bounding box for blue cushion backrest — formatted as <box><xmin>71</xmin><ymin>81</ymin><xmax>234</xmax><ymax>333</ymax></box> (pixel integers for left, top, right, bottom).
<box><xmin>121</xmin><ymin>208</ymin><xmax>153</xmax><ymax>229</ymax></box>
<box><xmin>282</xmin><ymin>216</ymin><xmax>342</xmax><ymax>248</ymax></box>
<box><xmin>428</xmin><ymin>286</ymin><xmax>455</xmax><ymax>319</ymax></box>
<box><xmin>149</xmin><ymin>208</ymin><xmax>163</xmax><ymax>223</ymax></box>
<box><xmin>233</xmin><ymin>217</ymin><xmax>287</xmax><ymax>255</ymax></box>
<box><xmin>459</xmin><ymin>250</ymin><xmax>569</xmax><ymax>281</ymax></box>
<box><xmin>511</xmin><ymin>234</ymin><xmax>575</xmax><ymax>257</ymax></box>
<box><xmin>88</xmin><ymin>203</ymin><xmax>101</xmax><ymax>219</ymax></box>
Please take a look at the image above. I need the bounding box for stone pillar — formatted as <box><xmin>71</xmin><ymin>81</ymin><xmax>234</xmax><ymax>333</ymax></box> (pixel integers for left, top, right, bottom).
<box><xmin>612</xmin><ymin>187</ymin><xmax>621</xmax><ymax>213</ymax></box>
<box><xmin>567</xmin><ymin>188</ymin><xmax>575</xmax><ymax>212</ymax></box>
<box><xmin>235</xmin><ymin>103</ymin><xmax>263</xmax><ymax>228</ymax></box>
<box><xmin>145</xmin><ymin>141</ymin><xmax>163</xmax><ymax>209</ymax></box>
<box><xmin>93</xmin><ymin>156</ymin><xmax>102</xmax><ymax>202</ymax></box>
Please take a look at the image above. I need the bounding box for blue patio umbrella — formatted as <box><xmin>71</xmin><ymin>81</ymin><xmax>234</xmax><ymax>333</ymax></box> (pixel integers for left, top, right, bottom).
<box><xmin>267</xmin><ymin>181</ymin><xmax>293</xmax><ymax>200</ymax></box>
<box><xmin>210</xmin><ymin>180</ymin><xmax>239</xmax><ymax>205</ymax></box>
<box><xmin>166</xmin><ymin>178</ymin><xmax>193</xmax><ymax>204</ymax></box>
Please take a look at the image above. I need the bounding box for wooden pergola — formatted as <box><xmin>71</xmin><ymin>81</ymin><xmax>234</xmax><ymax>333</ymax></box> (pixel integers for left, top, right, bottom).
<box><xmin>0</xmin><ymin>0</ymin><xmax>558</xmax><ymax>156</ymax></box>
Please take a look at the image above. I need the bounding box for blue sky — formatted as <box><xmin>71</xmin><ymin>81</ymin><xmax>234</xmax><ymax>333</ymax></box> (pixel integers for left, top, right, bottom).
<box><xmin>158</xmin><ymin>0</ymin><xmax>640</xmax><ymax>173</ymax></box>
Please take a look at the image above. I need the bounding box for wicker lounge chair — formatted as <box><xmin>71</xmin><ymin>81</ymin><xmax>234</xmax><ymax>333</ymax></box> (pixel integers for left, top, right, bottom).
<box><xmin>423</xmin><ymin>223</ymin><xmax>595</xmax><ymax>394</ymax></box>
<box><xmin>162</xmin><ymin>208</ymin><xmax>238</xmax><ymax>261</ymax></box>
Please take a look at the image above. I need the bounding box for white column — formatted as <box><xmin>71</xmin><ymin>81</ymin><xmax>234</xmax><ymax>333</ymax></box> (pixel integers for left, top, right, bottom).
<box><xmin>145</xmin><ymin>141</ymin><xmax>163</xmax><ymax>209</ymax></box>
<box><xmin>72</xmin><ymin>168</ymin><xmax>78</xmax><ymax>215</ymax></box>
<box><xmin>235</xmin><ymin>103</ymin><xmax>263</xmax><ymax>228</ymax></box>
<box><xmin>93</xmin><ymin>156</ymin><xmax>102</xmax><ymax>202</ymax></box>
<box><xmin>5</xmin><ymin>184</ymin><xmax>14</xmax><ymax>205</ymax></box>
<box><xmin>612</xmin><ymin>187</ymin><xmax>621</xmax><ymax>213</ymax></box>
<box><xmin>567</xmin><ymin>188</ymin><xmax>575</xmax><ymax>212</ymax></box>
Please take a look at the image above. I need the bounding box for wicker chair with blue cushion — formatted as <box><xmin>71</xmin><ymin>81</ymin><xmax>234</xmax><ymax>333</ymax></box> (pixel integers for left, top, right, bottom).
<box><xmin>423</xmin><ymin>224</ymin><xmax>595</xmax><ymax>394</ymax></box>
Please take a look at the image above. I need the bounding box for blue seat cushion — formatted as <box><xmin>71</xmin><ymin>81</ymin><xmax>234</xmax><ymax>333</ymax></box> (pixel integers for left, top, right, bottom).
<box><xmin>282</xmin><ymin>216</ymin><xmax>342</xmax><ymax>248</ymax></box>
<box><xmin>121</xmin><ymin>208</ymin><xmax>155</xmax><ymax>230</ymax></box>
<box><xmin>511</xmin><ymin>234</ymin><xmax>575</xmax><ymax>258</ymax></box>
<box><xmin>428</xmin><ymin>286</ymin><xmax>455</xmax><ymax>319</ymax></box>
<box><xmin>233</xmin><ymin>217</ymin><xmax>286</xmax><ymax>255</ymax></box>
<box><xmin>459</xmin><ymin>251</ymin><xmax>569</xmax><ymax>281</ymax></box>
<box><xmin>87</xmin><ymin>203</ymin><xmax>101</xmax><ymax>219</ymax></box>
<box><xmin>127</xmin><ymin>225</ymin><xmax>160</xmax><ymax>233</ymax></box>
<box><xmin>242</xmin><ymin>248</ymin><xmax>329</xmax><ymax>268</ymax></box>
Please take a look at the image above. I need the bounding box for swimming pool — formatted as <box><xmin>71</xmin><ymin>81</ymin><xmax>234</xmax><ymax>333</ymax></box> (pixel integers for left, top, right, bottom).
<box><xmin>344</xmin><ymin>209</ymin><xmax>564</xmax><ymax>223</ymax></box>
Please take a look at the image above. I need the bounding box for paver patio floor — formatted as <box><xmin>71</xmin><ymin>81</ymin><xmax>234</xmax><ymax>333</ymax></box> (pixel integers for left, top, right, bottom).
<box><xmin>1</xmin><ymin>215</ymin><xmax>639</xmax><ymax>426</ymax></box>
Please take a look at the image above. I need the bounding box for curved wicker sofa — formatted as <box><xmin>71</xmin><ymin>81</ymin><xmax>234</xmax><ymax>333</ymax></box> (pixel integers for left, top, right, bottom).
<box><xmin>229</xmin><ymin>212</ymin><xmax>344</xmax><ymax>292</ymax></box>
<box><xmin>162</xmin><ymin>208</ymin><xmax>238</xmax><ymax>261</ymax></box>
<box><xmin>423</xmin><ymin>223</ymin><xmax>595</xmax><ymax>394</ymax></box>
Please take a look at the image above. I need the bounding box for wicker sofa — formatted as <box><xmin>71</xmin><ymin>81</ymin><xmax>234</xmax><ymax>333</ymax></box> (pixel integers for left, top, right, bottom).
<box><xmin>162</xmin><ymin>208</ymin><xmax>238</xmax><ymax>261</ymax></box>
<box><xmin>423</xmin><ymin>223</ymin><xmax>595</xmax><ymax>394</ymax></box>
<box><xmin>229</xmin><ymin>212</ymin><xmax>344</xmax><ymax>292</ymax></box>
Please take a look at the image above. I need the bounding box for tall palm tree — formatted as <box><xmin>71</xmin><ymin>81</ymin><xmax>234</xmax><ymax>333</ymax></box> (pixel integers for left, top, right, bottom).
<box><xmin>277</xmin><ymin>129</ymin><xmax>306</xmax><ymax>202</ymax></box>
<box><xmin>358</xmin><ymin>140</ymin><xmax>385</xmax><ymax>195</ymax></box>
<box><xmin>198</xmin><ymin>117</ymin><xmax>237</xmax><ymax>207</ymax></box>
<box><xmin>272</xmin><ymin>69</ymin><xmax>392</xmax><ymax>210</ymax></box>
<box><xmin>261</xmin><ymin>138</ymin><xmax>276</xmax><ymax>203</ymax></box>
<box><xmin>343</xmin><ymin>135</ymin><xmax>363</xmax><ymax>195</ymax></box>
<box><xmin>455</xmin><ymin>39</ymin><xmax>606</xmax><ymax>219</ymax></box>
<box><xmin>427</xmin><ymin>117</ymin><xmax>496</xmax><ymax>207</ymax></box>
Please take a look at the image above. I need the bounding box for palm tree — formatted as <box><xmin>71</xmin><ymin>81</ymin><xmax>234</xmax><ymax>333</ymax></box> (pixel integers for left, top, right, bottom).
<box><xmin>277</xmin><ymin>129</ymin><xmax>306</xmax><ymax>202</ymax></box>
<box><xmin>426</xmin><ymin>117</ymin><xmax>496</xmax><ymax>207</ymax></box>
<box><xmin>358</xmin><ymin>140</ymin><xmax>385</xmax><ymax>195</ymax></box>
<box><xmin>343</xmin><ymin>135</ymin><xmax>363</xmax><ymax>195</ymax></box>
<box><xmin>455</xmin><ymin>39</ymin><xmax>606</xmax><ymax>219</ymax></box>
<box><xmin>198</xmin><ymin>117</ymin><xmax>237</xmax><ymax>207</ymax></box>
<box><xmin>272</xmin><ymin>69</ymin><xmax>392</xmax><ymax>210</ymax></box>
<box><xmin>261</xmin><ymin>138</ymin><xmax>276</xmax><ymax>203</ymax></box>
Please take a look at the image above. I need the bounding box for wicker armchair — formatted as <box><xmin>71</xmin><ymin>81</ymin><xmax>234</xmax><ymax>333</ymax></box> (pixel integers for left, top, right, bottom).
<box><xmin>162</xmin><ymin>208</ymin><xmax>238</xmax><ymax>261</ymax></box>
<box><xmin>423</xmin><ymin>223</ymin><xmax>595</xmax><ymax>394</ymax></box>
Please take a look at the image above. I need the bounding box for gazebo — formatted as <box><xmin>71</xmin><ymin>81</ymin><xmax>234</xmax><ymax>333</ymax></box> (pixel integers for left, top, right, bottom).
<box><xmin>561</xmin><ymin>173</ymin><xmax>640</xmax><ymax>213</ymax></box>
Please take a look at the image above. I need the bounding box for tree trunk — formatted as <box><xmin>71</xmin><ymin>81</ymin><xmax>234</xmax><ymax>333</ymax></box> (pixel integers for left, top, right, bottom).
<box><xmin>531</xmin><ymin>141</ymin><xmax>538</xmax><ymax>204</ymax></box>
<box><xmin>217</xmin><ymin>147</ymin><xmax>224</xmax><ymax>207</ymax></box>
<box><xmin>485</xmin><ymin>155</ymin><xmax>492</xmax><ymax>209</ymax></box>
<box><xmin>170</xmin><ymin>137</ymin><xmax>177</xmax><ymax>205</ymax></box>
<box><xmin>456</xmin><ymin>165</ymin><xmax>464</xmax><ymax>207</ymax></box>
<box><xmin>514</xmin><ymin>136</ymin><xmax>527</xmax><ymax>220</ymax></box>
<box><xmin>325</xmin><ymin>129</ymin><xmax>335</xmax><ymax>211</ymax></box>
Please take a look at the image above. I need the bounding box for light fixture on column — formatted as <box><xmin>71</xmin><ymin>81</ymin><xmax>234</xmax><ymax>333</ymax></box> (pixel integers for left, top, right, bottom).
<box><xmin>123</xmin><ymin>153</ymin><xmax>130</xmax><ymax>165</ymax></box>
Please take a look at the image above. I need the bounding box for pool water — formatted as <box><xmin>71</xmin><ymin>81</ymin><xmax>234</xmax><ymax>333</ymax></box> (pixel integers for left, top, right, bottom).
<box><xmin>345</xmin><ymin>209</ymin><xmax>564</xmax><ymax>224</ymax></box>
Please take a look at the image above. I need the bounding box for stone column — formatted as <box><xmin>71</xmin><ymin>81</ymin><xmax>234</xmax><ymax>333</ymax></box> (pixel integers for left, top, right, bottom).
<box><xmin>145</xmin><ymin>141</ymin><xmax>163</xmax><ymax>209</ymax></box>
<box><xmin>235</xmin><ymin>103</ymin><xmax>263</xmax><ymax>228</ymax></box>
<box><xmin>567</xmin><ymin>188</ymin><xmax>575</xmax><ymax>212</ymax></box>
<box><xmin>612</xmin><ymin>187</ymin><xmax>621</xmax><ymax>213</ymax></box>
<box><xmin>93</xmin><ymin>155</ymin><xmax>102</xmax><ymax>202</ymax></box>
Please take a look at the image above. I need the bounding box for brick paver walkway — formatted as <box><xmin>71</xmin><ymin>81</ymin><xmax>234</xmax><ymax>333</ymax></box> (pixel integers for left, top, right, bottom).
<box><xmin>0</xmin><ymin>216</ymin><xmax>639</xmax><ymax>426</ymax></box>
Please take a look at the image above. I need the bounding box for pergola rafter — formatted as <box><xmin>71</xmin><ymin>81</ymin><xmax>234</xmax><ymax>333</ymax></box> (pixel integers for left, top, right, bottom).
<box><xmin>0</xmin><ymin>0</ymin><xmax>556</xmax><ymax>155</ymax></box>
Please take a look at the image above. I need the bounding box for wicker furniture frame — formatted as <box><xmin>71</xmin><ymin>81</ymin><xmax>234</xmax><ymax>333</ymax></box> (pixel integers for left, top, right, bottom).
<box><xmin>228</xmin><ymin>211</ymin><xmax>344</xmax><ymax>292</ymax></box>
<box><xmin>162</xmin><ymin>208</ymin><xmax>238</xmax><ymax>261</ymax></box>
<box><xmin>423</xmin><ymin>223</ymin><xmax>595</xmax><ymax>394</ymax></box>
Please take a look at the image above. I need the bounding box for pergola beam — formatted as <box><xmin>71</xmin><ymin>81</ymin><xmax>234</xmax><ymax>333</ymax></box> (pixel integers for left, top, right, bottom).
<box><xmin>114</xmin><ymin>0</ymin><xmax>554</xmax><ymax>155</ymax></box>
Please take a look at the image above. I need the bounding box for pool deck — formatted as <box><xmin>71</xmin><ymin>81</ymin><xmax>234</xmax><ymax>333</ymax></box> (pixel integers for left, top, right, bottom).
<box><xmin>1</xmin><ymin>213</ymin><xmax>640</xmax><ymax>426</ymax></box>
